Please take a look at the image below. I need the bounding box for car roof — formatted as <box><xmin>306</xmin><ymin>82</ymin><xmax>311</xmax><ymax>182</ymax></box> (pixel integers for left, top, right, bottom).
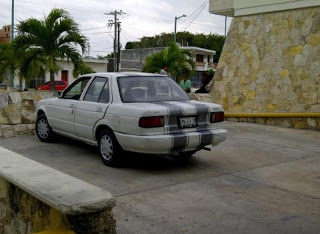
<box><xmin>80</xmin><ymin>72</ymin><xmax>167</xmax><ymax>79</ymax></box>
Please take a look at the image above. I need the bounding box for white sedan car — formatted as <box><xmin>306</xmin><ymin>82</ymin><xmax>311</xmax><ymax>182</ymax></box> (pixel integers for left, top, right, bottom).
<box><xmin>36</xmin><ymin>73</ymin><xmax>227</xmax><ymax>166</ymax></box>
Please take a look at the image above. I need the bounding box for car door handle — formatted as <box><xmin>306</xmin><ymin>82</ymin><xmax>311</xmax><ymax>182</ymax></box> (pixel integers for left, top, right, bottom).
<box><xmin>96</xmin><ymin>107</ymin><xmax>103</xmax><ymax>112</ymax></box>
<box><xmin>69</xmin><ymin>104</ymin><xmax>75</xmax><ymax>108</ymax></box>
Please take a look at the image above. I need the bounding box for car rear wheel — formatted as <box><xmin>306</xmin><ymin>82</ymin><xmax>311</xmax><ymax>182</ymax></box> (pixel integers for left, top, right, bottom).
<box><xmin>36</xmin><ymin>114</ymin><xmax>55</xmax><ymax>142</ymax></box>
<box><xmin>98</xmin><ymin>129</ymin><xmax>123</xmax><ymax>167</ymax></box>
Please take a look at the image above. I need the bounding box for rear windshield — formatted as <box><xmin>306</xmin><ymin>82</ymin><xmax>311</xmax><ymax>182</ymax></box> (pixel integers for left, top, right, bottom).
<box><xmin>118</xmin><ymin>76</ymin><xmax>190</xmax><ymax>103</ymax></box>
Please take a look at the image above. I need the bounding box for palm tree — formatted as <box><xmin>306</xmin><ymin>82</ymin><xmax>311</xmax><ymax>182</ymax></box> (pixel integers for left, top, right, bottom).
<box><xmin>0</xmin><ymin>43</ymin><xmax>17</xmax><ymax>84</ymax></box>
<box><xmin>14</xmin><ymin>8</ymin><xmax>88</xmax><ymax>91</ymax></box>
<box><xmin>143</xmin><ymin>43</ymin><xmax>195</xmax><ymax>79</ymax></box>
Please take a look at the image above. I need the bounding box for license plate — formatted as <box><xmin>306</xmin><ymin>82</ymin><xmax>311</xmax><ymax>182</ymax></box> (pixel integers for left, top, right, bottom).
<box><xmin>179</xmin><ymin>116</ymin><xmax>197</xmax><ymax>128</ymax></box>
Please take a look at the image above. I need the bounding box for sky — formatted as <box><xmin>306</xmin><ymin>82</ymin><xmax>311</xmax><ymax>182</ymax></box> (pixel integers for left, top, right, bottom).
<box><xmin>1</xmin><ymin>0</ymin><xmax>232</xmax><ymax>57</ymax></box>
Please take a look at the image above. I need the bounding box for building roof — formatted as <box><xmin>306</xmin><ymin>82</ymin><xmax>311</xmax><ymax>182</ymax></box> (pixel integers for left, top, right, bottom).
<box><xmin>181</xmin><ymin>46</ymin><xmax>216</xmax><ymax>55</ymax></box>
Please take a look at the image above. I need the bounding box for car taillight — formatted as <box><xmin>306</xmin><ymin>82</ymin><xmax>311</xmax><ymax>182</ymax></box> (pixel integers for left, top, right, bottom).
<box><xmin>139</xmin><ymin>116</ymin><xmax>164</xmax><ymax>128</ymax></box>
<box><xmin>210</xmin><ymin>112</ymin><xmax>224</xmax><ymax>123</ymax></box>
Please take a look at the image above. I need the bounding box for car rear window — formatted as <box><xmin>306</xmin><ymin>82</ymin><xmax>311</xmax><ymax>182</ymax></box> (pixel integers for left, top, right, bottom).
<box><xmin>118</xmin><ymin>76</ymin><xmax>190</xmax><ymax>103</ymax></box>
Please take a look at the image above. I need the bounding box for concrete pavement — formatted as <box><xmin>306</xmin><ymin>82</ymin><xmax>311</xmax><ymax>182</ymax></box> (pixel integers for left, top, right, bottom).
<box><xmin>0</xmin><ymin>122</ymin><xmax>319</xmax><ymax>233</ymax></box>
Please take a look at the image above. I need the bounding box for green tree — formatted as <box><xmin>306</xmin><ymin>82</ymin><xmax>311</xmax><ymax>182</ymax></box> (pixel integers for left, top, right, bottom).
<box><xmin>125</xmin><ymin>31</ymin><xmax>225</xmax><ymax>62</ymax></box>
<box><xmin>0</xmin><ymin>43</ymin><xmax>17</xmax><ymax>83</ymax></box>
<box><xmin>73</xmin><ymin>62</ymin><xmax>94</xmax><ymax>77</ymax></box>
<box><xmin>14</xmin><ymin>8</ymin><xmax>88</xmax><ymax>91</ymax></box>
<box><xmin>142</xmin><ymin>43</ymin><xmax>195</xmax><ymax>79</ymax></box>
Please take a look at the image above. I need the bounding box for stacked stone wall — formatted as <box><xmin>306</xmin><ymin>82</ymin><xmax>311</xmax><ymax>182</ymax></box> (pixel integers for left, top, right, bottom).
<box><xmin>0</xmin><ymin>91</ymin><xmax>54</xmax><ymax>137</ymax></box>
<box><xmin>212</xmin><ymin>7</ymin><xmax>320</xmax><ymax>130</ymax></box>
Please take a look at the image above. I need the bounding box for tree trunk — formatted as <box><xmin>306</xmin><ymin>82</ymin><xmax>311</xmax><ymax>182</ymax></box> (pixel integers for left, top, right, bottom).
<box><xmin>19</xmin><ymin>76</ymin><xmax>23</xmax><ymax>92</ymax></box>
<box><xmin>49</xmin><ymin>69</ymin><xmax>55</xmax><ymax>92</ymax></box>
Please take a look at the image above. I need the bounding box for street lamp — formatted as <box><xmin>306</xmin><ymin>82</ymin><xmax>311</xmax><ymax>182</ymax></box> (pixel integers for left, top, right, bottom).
<box><xmin>174</xmin><ymin>14</ymin><xmax>186</xmax><ymax>43</ymax></box>
<box><xmin>10</xmin><ymin>0</ymin><xmax>15</xmax><ymax>87</ymax></box>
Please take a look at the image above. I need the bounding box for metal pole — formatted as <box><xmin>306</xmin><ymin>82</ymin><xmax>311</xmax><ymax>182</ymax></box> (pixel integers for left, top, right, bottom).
<box><xmin>114</xmin><ymin>13</ymin><xmax>117</xmax><ymax>72</ymax></box>
<box><xmin>174</xmin><ymin>17</ymin><xmax>177</xmax><ymax>43</ymax></box>
<box><xmin>10</xmin><ymin>0</ymin><xmax>14</xmax><ymax>87</ymax></box>
<box><xmin>117</xmin><ymin>22</ymin><xmax>121</xmax><ymax>71</ymax></box>
<box><xmin>224</xmin><ymin>16</ymin><xmax>227</xmax><ymax>37</ymax></box>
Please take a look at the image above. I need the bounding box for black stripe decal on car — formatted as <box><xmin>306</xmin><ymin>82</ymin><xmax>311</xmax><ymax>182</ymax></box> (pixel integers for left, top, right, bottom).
<box><xmin>183</xmin><ymin>101</ymin><xmax>213</xmax><ymax>148</ymax></box>
<box><xmin>199</xmin><ymin>130</ymin><xmax>214</xmax><ymax>148</ymax></box>
<box><xmin>182</xmin><ymin>101</ymin><xmax>210</xmax><ymax>131</ymax></box>
<box><xmin>155</xmin><ymin>102</ymin><xmax>183</xmax><ymax>134</ymax></box>
<box><xmin>154</xmin><ymin>102</ymin><xmax>188</xmax><ymax>153</ymax></box>
<box><xmin>170</xmin><ymin>133</ymin><xmax>188</xmax><ymax>153</ymax></box>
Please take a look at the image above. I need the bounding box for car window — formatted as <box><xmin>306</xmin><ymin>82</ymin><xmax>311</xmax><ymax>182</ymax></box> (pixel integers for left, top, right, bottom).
<box><xmin>63</xmin><ymin>77</ymin><xmax>91</xmax><ymax>100</ymax></box>
<box><xmin>118</xmin><ymin>76</ymin><xmax>190</xmax><ymax>103</ymax></box>
<box><xmin>58</xmin><ymin>81</ymin><xmax>65</xmax><ymax>85</ymax></box>
<box><xmin>84</xmin><ymin>77</ymin><xmax>107</xmax><ymax>103</ymax></box>
<box><xmin>99</xmin><ymin>79</ymin><xmax>110</xmax><ymax>104</ymax></box>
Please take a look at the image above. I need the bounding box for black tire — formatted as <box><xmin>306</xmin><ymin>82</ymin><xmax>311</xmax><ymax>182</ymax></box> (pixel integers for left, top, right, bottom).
<box><xmin>98</xmin><ymin>129</ymin><xmax>123</xmax><ymax>167</ymax></box>
<box><xmin>35</xmin><ymin>114</ymin><xmax>55</xmax><ymax>142</ymax></box>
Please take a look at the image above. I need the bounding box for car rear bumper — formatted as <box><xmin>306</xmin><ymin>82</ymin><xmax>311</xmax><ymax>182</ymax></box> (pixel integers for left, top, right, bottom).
<box><xmin>114</xmin><ymin>128</ymin><xmax>227</xmax><ymax>154</ymax></box>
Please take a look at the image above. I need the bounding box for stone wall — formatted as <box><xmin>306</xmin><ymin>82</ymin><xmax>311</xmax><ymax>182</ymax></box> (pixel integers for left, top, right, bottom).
<box><xmin>212</xmin><ymin>6</ymin><xmax>320</xmax><ymax>129</ymax></box>
<box><xmin>0</xmin><ymin>91</ymin><xmax>54</xmax><ymax>137</ymax></box>
<box><xmin>0</xmin><ymin>147</ymin><xmax>116</xmax><ymax>233</ymax></box>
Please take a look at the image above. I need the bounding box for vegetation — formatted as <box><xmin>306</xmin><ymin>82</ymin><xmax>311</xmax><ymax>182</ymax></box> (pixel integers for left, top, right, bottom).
<box><xmin>142</xmin><ymin>43</ymin><xmax>195</xmax><ymax>79</ymax></box>
<box><xmin>73</xmin><ymin>62</ymin><xmax>94</xmax><ymax>77</ymax></box>
<box><xmin>0</xmin><ymin>43</ymin><xmax>17</xmax><ymax>83</ymax></box>
<box><xmin>14</xmin><ymin>8</ymin><xmax>88</xmax><ymax>91</ymax></box>
<box><xmin>125</xmin><ymin>31</ymin><xmax>225</xmax><ymax>62</ymax></box>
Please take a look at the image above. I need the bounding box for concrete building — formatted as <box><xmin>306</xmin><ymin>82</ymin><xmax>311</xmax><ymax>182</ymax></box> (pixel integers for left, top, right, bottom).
<box><xmin>120</xmin><ymin>46</ymin><xmax>216</xmax><ymax>87</ymax></box>
<box><xmin>0</xmin><ymin>25</ymin><xmax>11</xmax><ymax>43</ymax></box>
<box><xmin>209</xmin><ymin>0</ymin><xmax>320</xmax><ymax>130</ymax></box>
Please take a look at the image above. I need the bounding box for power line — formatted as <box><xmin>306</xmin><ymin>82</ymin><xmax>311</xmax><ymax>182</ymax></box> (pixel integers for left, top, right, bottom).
<box><xmin>182</xmin><ymin>2</ymin><xmax>208</xmax><ymax>31</ymax></box>
<box><xmin>180</xmin><ymin>0</ymin><xmax>208</xmax><ymax>25</ymax></box>
<box><xmin>81</xmin><ymin>26</ymin><xmax>106</xmax><ymax>32</ymax></box>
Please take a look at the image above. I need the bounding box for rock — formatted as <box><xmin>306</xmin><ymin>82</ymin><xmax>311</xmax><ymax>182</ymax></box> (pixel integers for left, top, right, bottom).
<box><xmin>3</xmin><ymin>104</ymin><xmax>21</xmax><ymax>124</ymax></box>
<box><xmin>20</xmin><ymin>92</ymin><xmax>33</xmax><ymax>100</ymax></box>
<box><xmin>294</xmin><ymin>54</ymin><xmax>307</xmax><ymax>68</ymax></box>
<box><xmin>0</xmin><ymin>125</ymin><xmax>15</xmax><ymax>138</ymax></box>
<box><xmin>306</xmin><ymin>33</ymin><xmax>320</xmax><ymax>46</ymax></box>
<box><xmin>9</xmin><ymin>93</ymin><xmax>22</xmax><ymax>104</ymax></box>
<box><xmin>301</xmin><ymin>17</ymin><xmax>313</xmax><ymax>36</ymax></box>
<box><xmin>307</xmin><ymin>118</ymin><xmax>317</xmax><ymax>127</ymax></box>
<box><xmin>0</xmin><ymin>93</ymin><xmax>9</xmax><ymax>109</ymax></box>
<box><xmin>0</xmin><ymin>110</ymin><xmax>10</xmax><ymax>124</ymax></box>
<box><xmin>21</xmin><ymin>100</ymin><xmax>36</xmax><ymax>124</ymax></box>
<box><xmin>311</xmin><ymin>105</ymin><xmax>320</xmax><ymax>112</ymax></box>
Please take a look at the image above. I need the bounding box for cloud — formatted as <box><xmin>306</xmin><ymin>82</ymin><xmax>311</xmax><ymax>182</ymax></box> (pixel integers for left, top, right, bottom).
<box><xmin>2</xmin><ymin>0</ymin><xmax>231</xmax><ymax>57</ymax></box>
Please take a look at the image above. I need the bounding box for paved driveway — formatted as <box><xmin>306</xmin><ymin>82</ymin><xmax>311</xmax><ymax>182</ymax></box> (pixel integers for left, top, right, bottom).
<box><xmin>1</xmin><ymin>122</ymin><xmax>319</xmax><ymax>233</ymax></box>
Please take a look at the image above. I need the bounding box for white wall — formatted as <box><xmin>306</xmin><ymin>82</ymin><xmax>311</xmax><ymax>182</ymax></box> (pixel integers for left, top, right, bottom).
<box><xmin>209</xmin><ymin>0</ymin><xmax>320</xmax><ymax>16</ymax></box>
<box><xmin>44</xmin><ymin>60</ymin><xmax>108</xmax><ymax>84</ymax></box>
<box><xmin>12</xmin><ymin>59</ymin><xmax>107</xmax><ymax>88</ymax></box>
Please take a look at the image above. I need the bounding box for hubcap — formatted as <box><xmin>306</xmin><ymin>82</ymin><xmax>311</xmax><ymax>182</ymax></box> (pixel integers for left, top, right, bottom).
<box><xmin>100</xmin><ymin>135</ymin><xmax>113</xmax><ymax>161</ymax></box>
<box><xmin>37</xmin><ymin>119</ymin><xmax>49</xmax><ymax>138</ymax></box>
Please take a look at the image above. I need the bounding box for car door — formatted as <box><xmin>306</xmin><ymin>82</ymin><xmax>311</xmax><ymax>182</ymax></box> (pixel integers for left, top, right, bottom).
<box><xmin>74</xmin><ymin>76</ymin><xmax>111</xmax><ymax>141</ymax></box>
<box><xmin>46</xmin><ymin>76</ymin><xmax>91</xmax><ymax>136</ymax></box>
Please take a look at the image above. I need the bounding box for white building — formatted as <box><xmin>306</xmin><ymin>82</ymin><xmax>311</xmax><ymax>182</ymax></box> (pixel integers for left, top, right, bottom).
<box><xmin>12</xmin><ymin>58</ymin><xmax>108</xmax><ymax>88</ymax></box>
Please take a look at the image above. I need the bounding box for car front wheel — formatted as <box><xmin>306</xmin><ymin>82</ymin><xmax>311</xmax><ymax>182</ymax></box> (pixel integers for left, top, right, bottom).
<box><xmin>98</xmin><ymin>129</ymin><xmax>123</xmax><ymax>167</ymax></box>
<box><xmin>36</xmin><ymin>114</ymin><xmax>55</xmax><ymax>142</ymax></box>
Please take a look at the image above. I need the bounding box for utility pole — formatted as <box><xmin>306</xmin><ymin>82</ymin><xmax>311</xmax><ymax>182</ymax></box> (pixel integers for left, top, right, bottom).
<box><xmin>117</xmin><ymin>22</ymin><xmax>121</xmax><ymax>71</ymax></box>
<box><xmin>105</xmin><ymin>10</ymin><xmax>125</xmax><ymax>72</ymax></box>
<box><xmin>10</xmin><ymin>0</ymin><xmax>14</xmax><ymax>87</ymax></box>
<box><xmin>174</xmin><ymin>14</ymin><xmax>186</xmax><ymax>43</ymax></box>
<box><xmin>224</xmin><ymin>16</ymin><xmax>227</xmax><ymax>37</ymax></box>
